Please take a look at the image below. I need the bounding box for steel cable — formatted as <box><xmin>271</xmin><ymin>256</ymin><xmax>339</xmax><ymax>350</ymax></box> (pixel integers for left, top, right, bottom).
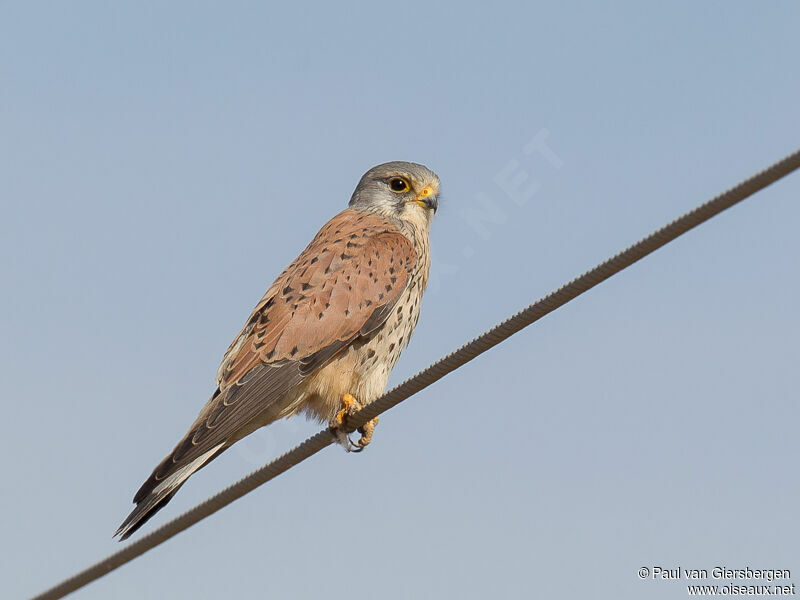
<box><xmin>30</xmin><ymin>148</ymin><xmax>800</xmax><ymax>600</ymax></box>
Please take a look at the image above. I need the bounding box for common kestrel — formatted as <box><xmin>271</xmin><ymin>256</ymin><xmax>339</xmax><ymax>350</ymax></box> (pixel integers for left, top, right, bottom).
<box><xmin>115</xmin><ymin>161</ymin><xmax>439</xmax><ymax>540</ymax></box>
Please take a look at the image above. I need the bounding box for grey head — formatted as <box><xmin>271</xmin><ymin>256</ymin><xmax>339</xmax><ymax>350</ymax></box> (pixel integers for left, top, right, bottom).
<box><xmin>349</xmin><ymin>161</ymin><xmax>440</xmax><ymax>227</ymax></box>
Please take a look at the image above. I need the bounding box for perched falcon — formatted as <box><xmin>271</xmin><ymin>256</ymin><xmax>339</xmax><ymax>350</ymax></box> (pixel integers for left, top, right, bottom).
<box><xmin>115</xmin><ymin>161</ymin><xmax>439</xmax><ymax>540</ymax></box>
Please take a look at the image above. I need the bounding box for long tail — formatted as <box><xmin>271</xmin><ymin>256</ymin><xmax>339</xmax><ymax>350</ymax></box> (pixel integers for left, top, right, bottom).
<box><xmin>114</xmin><ymin>443</ymin><xmax>226</xmax><ymax>540</ymax></box>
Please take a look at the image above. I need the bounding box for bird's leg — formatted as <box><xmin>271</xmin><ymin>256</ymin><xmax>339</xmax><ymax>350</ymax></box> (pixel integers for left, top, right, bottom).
<box><xmin>354</xmin><ymin>416</ymin><xmax>379</xmax><ymax>451</ymax></box>
<box><xmin>330</xmin><ymin>393</ymin><xmax>379</xmax><ymax>452</ymax></box>
<box><xmin>332</xmin><ymin>393</ymin><xmax>360</xmax><ymax>428</ymax></box>
<box><xmin>330</xmin><ymin>393</ymin><xmax>361</xmax><ymax>451</ymax></box>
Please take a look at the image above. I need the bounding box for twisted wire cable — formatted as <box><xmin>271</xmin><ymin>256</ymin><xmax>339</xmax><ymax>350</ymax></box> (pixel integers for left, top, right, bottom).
<box><xmin>31</xmin><ymin>148</ymin><xmax>800</xmax><ymax>600</ymax></box>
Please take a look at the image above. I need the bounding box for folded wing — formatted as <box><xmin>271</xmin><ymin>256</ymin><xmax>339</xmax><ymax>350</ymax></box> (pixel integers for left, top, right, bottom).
<box><xmin>116</xmin><ymin>209</ymin><xmax>417</xmax><ymax>539</ymax></box>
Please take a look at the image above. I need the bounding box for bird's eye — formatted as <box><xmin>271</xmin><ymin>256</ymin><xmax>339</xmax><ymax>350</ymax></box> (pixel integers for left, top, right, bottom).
<box><xmin>388</xmin><ymin>177</ymin><xmax>410</xmax><ymax>193</ymax></box>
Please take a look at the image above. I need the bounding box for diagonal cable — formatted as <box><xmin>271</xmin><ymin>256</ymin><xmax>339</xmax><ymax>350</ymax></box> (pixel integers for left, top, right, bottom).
<box><xmin>30</xmin><ymin>148</ymin><xmax>800</xmax><ymax>600</ymax></box>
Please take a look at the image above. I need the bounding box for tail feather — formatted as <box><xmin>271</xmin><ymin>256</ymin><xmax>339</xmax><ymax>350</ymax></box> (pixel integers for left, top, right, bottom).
<box><xmin>115</xmin><ymin>443</ymin><xmax>226</xmax><ymax>540</ymax></box>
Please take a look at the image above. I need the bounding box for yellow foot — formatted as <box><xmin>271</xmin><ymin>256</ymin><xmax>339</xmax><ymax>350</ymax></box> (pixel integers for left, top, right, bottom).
<box><xmin>329</xmin><ymin>393</ymin><xmax>380</xmax><ymax>452</ymax></box>
<box><xmin>332</xmin><ymin>393</ymin><xmax>360</xmax><ymax>428</ymax></box>
<box><xmin>355</xmin><ymin>416</ymin><xmax>379</xmax><ymax>451</ymax></box>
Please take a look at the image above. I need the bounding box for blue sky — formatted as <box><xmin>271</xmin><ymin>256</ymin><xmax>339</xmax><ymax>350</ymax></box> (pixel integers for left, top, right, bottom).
<box><xmin>3</xmin><ymin>2</ymin><xmax>799</xmax><ymax>599</ymax></box>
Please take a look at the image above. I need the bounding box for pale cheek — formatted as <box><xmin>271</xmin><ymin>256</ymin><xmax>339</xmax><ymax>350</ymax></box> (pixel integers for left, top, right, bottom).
<box><xmin>401</xmin><ymin>204</ymin><xmax>433</xmax><ymax>228</ymax></box>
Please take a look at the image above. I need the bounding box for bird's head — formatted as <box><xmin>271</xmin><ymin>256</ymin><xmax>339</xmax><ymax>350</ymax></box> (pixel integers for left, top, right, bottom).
<box><xmin>349</xmin><ymin>161</ymin><xmax>440</xmax><ymax>229</ymax></box>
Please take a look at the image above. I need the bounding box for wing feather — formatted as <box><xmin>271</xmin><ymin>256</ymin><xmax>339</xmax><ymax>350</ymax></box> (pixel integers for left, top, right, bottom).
<box><xmin>121</xmin><ymin>209</ymin><xmax>418</xmax><ymax>536</ymax></box>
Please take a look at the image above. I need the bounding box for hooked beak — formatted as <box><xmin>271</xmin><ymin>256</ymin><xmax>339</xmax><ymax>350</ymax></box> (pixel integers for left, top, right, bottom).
<box><xmin>414</xmin><ymin>185</ymin><xmax>438</xmax><ymax>213</ymax></box>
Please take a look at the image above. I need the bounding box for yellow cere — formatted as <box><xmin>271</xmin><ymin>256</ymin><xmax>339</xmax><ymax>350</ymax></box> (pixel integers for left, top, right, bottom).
<box><xmin>415</xmin><ymin>185</ymin><xmax>434</xmax><ymax>204</ymax></box>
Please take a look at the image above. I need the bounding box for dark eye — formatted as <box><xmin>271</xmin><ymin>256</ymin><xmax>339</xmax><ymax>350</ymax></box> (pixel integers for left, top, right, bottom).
<box><xmin>389</xmin><ymin>177</ymin><xmax>410</xmax><ymax>193</ymax></box>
